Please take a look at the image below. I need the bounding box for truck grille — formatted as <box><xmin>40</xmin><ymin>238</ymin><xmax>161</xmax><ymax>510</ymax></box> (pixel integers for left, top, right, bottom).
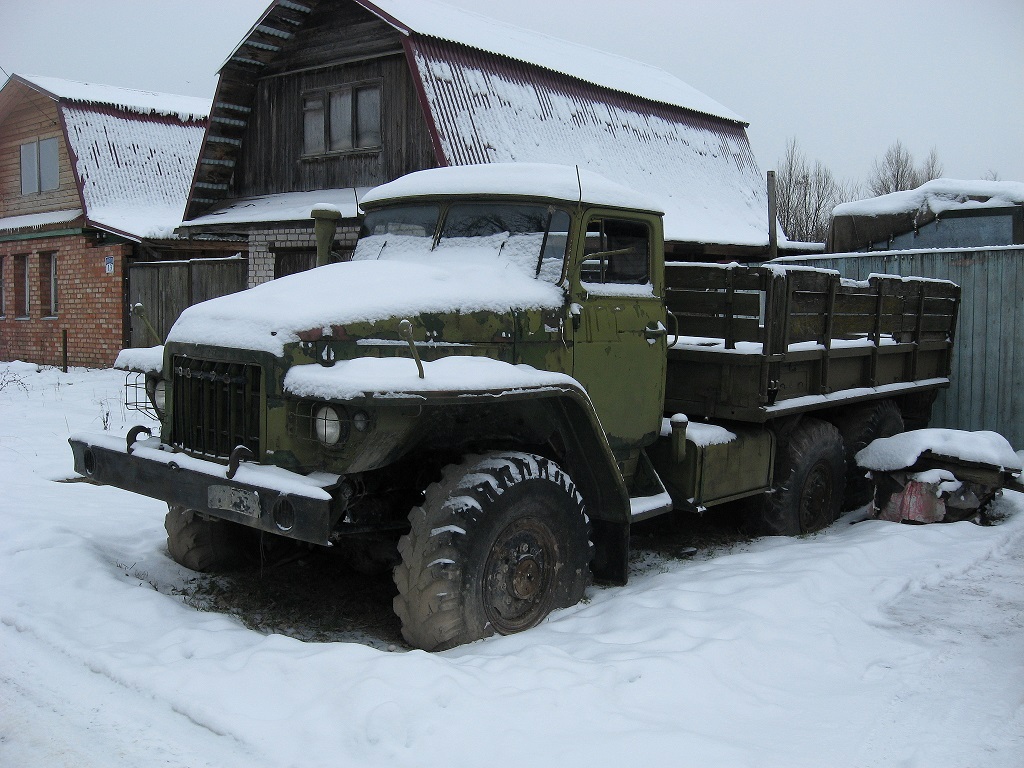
<box><xmin>170</xmin><ymin>356</ymin><xmax>261</xmax><ymax>458</ymax></box>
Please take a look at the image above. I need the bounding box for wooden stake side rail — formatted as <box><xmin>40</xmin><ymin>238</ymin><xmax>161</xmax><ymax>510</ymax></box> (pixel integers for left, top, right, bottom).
<box><xmin>663</xmin><ymin>262</ymin><xmax>960</xmax><ymax>422</ymax></box>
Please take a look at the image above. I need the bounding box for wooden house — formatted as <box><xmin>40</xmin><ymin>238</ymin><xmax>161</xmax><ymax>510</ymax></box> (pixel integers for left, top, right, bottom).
<box><xmin>0</xmin><ymin>75</ymin><xmax>242</xmax><ymax>367</ymax></box>
<box><xmin>179</xmin><ymin>0</ymin><xmax>777</xmax><ymax>283</ymax></box>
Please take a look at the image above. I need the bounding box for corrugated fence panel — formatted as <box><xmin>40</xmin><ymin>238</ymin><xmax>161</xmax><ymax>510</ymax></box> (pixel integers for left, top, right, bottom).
<box><xmin>781</xmin><ymin>247</ymin><xmax>1024</xmax><ymax>447</ymax></box>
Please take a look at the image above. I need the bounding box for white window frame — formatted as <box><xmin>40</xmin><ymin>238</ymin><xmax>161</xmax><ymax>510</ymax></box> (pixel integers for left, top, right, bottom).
<box><xmin>20</xmin><ymin>137</ymin><xmax>59</xmax><ymax>195</ymax></box>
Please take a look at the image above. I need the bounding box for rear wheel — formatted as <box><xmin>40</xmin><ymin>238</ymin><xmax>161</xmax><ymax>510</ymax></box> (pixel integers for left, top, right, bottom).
<box><xmin>831</xmin><ymin>399</ymin><xmax>904</xmax><ymax>510</ymax></box>
<box><xmin>164</xmin><ymin>505</ymin><xmax>250</xmax><ymax>572</ymax></box>
<box><xmin>746</xmin><ymin>418</ymin><xmax>846</xmax><ymax>536</ymax></box>
<box><xmin>393</xmin><ymin>451</ymin><xmax>592</xmax><ymax>651</ymax></box>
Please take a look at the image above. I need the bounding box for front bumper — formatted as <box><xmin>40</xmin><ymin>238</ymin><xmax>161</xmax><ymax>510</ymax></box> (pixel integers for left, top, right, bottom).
<box><xmin>69</xmin><ymin>431</ymin><xmax>340</xmax><ymax>545</ymax></box>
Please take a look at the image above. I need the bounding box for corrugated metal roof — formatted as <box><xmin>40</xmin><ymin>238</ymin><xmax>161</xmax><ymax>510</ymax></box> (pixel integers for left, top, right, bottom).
<box><xmin>64</xmin><ymin>105</ymin><xmax>206</xmax><ymax>239</ymax></box>
<box><xmin>409</xmin><ymin>38</ymin><xmax>770</xmax><ymax>247</ymax></box>
<box><xmin>361</xmin><ymin>0</ymin><xmax>743</xmax><ymax>123</ymax></box>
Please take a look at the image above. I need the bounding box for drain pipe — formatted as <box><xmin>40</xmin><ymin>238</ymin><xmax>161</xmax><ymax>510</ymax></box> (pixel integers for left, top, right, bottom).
<box><xmin>311</xmin><ymin>204</ymin><xmax>342</xmax><ymax>267</ymax></box>
<box><xmin>767</xmin><ymin>170</ymin><xmax>779</xmax><ymax>261</ymax></box>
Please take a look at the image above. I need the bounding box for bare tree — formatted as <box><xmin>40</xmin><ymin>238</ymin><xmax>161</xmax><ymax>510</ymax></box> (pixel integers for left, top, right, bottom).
<box><xmin>775</xmin><ymin>138</ymin><xmax>852</xmax><ymax>243</ymax></box>
<box><xmin>867</xmin><ymin>140</ymin><xmax>920</xmax><ymax>195</ymax></box>
<box><xmin>983</xmin><ymin>169</ymin><xmax>1000</xmax><ymax>181</ymax></box>
<box><xmin>867</xmin><ymin>141</ymin><xmax>945</xmax><ymax>196</ymax></box>
<box><xmin>918</xmin><ymin>147</ymin><xmax>944</xmax><ymax>183</ymax></box>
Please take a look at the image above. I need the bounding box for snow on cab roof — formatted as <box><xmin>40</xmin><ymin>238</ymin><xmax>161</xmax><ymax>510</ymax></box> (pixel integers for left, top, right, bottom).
<box><xmin>359</xmin><ymin>163</ymin><xmax>665</xmax><ymax>213</ymax></box>
<box><xmin>17</xmin><ymin>74</ymin><xmax>210</xmax><ymax>122</ymax></box>
<box><xmin>833</xmin><ymin>178</ymin><xmax>1024</xmax><ymax>218</ymax></box>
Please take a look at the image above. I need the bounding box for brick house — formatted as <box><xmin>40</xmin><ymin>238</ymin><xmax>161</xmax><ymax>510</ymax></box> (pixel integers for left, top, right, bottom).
<box><xmin>178</xmin><ymin>0</ymin><xmax>780</xmax><ymax>284</ymax></box>
<box><xmin>0</xmin><ymin>75</ymin><xmax>240</xmax><ymax>367</ymax></box>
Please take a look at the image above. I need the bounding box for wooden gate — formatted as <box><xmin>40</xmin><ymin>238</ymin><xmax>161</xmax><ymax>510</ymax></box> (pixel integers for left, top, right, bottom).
<box><xmin>128</xmin><ymin>257</ymin><xmax>247</xmax><ymax>346</ymax></box>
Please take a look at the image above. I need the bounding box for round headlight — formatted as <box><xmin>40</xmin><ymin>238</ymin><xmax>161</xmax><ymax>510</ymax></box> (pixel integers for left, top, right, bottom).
<box><xmin>153</xmin><ymin>380</ymin><xmax>166</xmax><ymax>412</ymax></box>
<box><xmin>314</xmin><ymin>405</ymin><xmax>343</xmax><ymax>445</ymax></box>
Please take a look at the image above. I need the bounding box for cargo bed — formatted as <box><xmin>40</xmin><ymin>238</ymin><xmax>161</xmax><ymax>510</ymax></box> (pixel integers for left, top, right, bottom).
<box><xmin>663</xmin><ymin>263</ymin><xmax>960</xmax><ymax>422</ymax></box>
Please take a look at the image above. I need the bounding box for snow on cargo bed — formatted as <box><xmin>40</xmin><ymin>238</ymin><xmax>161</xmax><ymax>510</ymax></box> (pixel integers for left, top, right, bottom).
<box><xmin>857</xmin><ymin>429</ymin><xmax>1022</xmax><ymax>473</ymax></box>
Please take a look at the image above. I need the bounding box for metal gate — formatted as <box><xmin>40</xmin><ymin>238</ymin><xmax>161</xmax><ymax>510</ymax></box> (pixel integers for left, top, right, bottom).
<box><xmin>128</xmin><ymin>257</ymin><xmax>247</xmax><ymax>347</ymax></box>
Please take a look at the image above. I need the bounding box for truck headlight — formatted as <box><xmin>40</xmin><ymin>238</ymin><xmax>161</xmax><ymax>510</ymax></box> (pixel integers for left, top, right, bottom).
<box><xmin>314</xmin><ymin>405</ymin><xmax>344</xmax><ymax>445</ymax></box>
<box><xmin>146</xmin><ymin>377</ymin><xmax>167</xmax><ymax>417</ymax></box>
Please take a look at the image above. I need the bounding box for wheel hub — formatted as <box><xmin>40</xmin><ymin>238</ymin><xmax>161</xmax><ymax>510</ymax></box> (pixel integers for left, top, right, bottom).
<box><xmin>483</xmin><ymin>517</ymin><xmax>558</xmax><ymax>633</ymax></box>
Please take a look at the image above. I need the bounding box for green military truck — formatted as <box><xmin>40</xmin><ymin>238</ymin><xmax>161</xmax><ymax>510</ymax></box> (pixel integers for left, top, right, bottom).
<box><xmin>70</xmin><ymin>164</ymin><xmax>960</xmax><ymax>651</ymax></box>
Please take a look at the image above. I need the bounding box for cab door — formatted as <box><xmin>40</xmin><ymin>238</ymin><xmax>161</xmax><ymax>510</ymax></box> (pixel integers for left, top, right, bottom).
<box><xmin>570</xmin><ymin>212</ymin><xmax>667</xmax><ymax>474</ymax></box>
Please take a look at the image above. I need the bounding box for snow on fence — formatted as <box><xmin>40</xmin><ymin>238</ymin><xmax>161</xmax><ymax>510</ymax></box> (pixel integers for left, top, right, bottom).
<box><xmin>777</xmin><ymin>246</ymin><xmax>1024</xmax><ymax>447</ymax></box>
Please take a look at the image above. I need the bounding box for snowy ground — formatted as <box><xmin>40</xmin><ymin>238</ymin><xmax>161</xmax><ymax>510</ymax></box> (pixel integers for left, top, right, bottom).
<box><xmin>1</xmin><ymin>361</ymin><xmax>1022</xmax><ymax>767</ymax></box>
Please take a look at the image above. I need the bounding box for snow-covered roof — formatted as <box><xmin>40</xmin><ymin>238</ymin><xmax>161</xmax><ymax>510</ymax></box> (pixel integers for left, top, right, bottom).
<box><xmin>361</xmin><ymin>0</ymin><xmax>742</xmax><ymax>124</ymax></box>
<box><xmin>0</xmin><ymin>74</ymin><xmax>210</xmax><ymax>241</ymax></box>
<box><xmin>409</xmin><ymin>42</ymin><xmax>769</xmax><ymax>246</ymax></box>
<box><xmin>0</xmin><ymin>209</ymin><xmax>83</xmax><ymax>234</ymax></box>
<box><xmin>64</xmin><ymin>105</ymin><xmax>206</xmax><ymax>240</ymax></box>
<box><xmin>827</xmin><ymin>178</ymin><xmax>1024</xmax><ymax>253</ymax></box>
<box><xmin>360</xmin><ymin>164</ymin><xmax>664</xmax><ymax>213</ymax></box>
<box><xmin>834</xmin><ymin>179</ymin><xmax>1024</xmax><ymax>218</ymax></box>
<box><xmin>181</xmin><ymin>189</ymin><xmax>369</xmax><ymax>229</ymax></box>
<box><xmin>16</xmin><ymin>74</ymin><xmax>210</xmax><ymax>122</ymax></box>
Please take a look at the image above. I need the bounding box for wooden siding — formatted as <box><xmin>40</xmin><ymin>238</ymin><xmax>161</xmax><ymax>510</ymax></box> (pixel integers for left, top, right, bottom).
<box><xmin>0</xmin><ymin>88</ymin><xmax>80</xmax><ymax>218</ymax></box>
<box><xmin>235</xmin><ymin>53</ymin><xmax>436</xmax><ymax>195</ymax></box>
<box><xmin>782</xmin><ymin>248</ymin><xmax>1024</xmax><ymax>447</ymax></box>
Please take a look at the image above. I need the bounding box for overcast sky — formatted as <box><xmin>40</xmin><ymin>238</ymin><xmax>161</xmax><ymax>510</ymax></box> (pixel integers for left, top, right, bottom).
<box><xmin>4</xmin><ymin>0</ymin><xmax>1022</xmax><ymax>192</ymax></box>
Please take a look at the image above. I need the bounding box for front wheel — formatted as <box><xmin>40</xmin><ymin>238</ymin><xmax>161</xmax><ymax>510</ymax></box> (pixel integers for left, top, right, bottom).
<box><xmin>393</xmin><ymin>451</ymin><xmax>592</xmax><ymax>651</ymax></box>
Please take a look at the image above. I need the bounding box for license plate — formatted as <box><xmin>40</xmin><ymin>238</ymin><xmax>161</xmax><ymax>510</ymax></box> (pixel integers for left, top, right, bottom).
<box><xmin>208</xmin><ymin>486</ymin><xmax>261</xmax><ymax>518</ymax></box>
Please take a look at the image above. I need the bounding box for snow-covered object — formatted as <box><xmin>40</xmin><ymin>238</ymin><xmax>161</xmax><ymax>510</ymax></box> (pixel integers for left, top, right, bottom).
<box><xmin>233</xmin><ymin>0</ymin><xmax>739</xmax><ymax>123</ymax></box>
<box><xmin>17</xmin><ymin>74</ymin><xmax>210</xmax><ymax>122</ymax></box>
<box><xmin>284</xmin><ymin>357</ymin><xmax>580</xmax><ymax>400</ymax></box>
<box><xmin>167</xmin><ymin>259</ymin><xmax>563</xmax><ymax>356</ymax></box>
<box><xmin>0</xmin><ymin>208</ymin><xmax>83</xmax><ymax>234</ymax></box>
<box><xmin>183</xmin><ymin>189</ymin><xmax>369</xmax><ymax>228</ymax></box>
<box><xmin>360</xmin><ymin>163</ymin><xmax>663</xmax><ymax>213</ymax></box>
<box><xmin>8</xmin><ymin>74</ymin><xmax>209</xmax><ymax>241</ymax></box>
<box><xmin>411</xmin><ymin>50</ymin><xmax>771</xmax><ymax>246</ymax></box>
<box><xmin>4</xmin><ymin>362</ymin><xmax>1024</xmax><ymax>766</ymax></box>
<box><xmin>113</xmin><ymin>346</ymin><xmax>164</xmax><ymax>374</ymax></box>
<box><xmin>64</xmin><ymin>106</ymin><xmax>206</xmax><ymax>239</ymax></box>
<box><xmin>833</xmin><ymin>179</ymin><xmax>1024</xmax><ymax>219</ymax></box>
<box><xmin>856</xmin><ymin>429</ymin><xmax>1022</xmax><ymax>473</ymax></box>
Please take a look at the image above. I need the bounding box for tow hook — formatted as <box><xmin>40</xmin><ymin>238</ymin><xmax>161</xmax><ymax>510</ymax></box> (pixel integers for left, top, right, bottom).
<box><xmin>125</xmin><ymin>426</ymin><xmax>152</xmax><ymax>455</ymax></box>
<box><xmin>227</xmin><ymin>445</ymin><xmax>256</xmax><ymax>480</ymax></box>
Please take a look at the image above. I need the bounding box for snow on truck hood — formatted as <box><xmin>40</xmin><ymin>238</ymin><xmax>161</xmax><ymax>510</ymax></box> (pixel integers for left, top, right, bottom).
<box><xmin>166</xmin><ymin>259</ymin><xmax>563</xmax><ymax>356</ymax></box>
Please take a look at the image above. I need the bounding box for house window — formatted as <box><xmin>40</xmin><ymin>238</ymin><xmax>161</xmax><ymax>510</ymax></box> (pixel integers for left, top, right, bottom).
<box><xmin>39</xmin><ymin>253</ymin><xmax>58</xmax><ymax>317</ymax></box>
<box><xmin>21</xmin><ymin>138</ymin><xmax>59</xmax><ymax>195</ymax></box>
<box><xmin>14</xmin><ymin>254</ymin><xmax>29</xmax><ymax>318</ymax></box>
<box><xmin>303</xmin><ymin>83</ymin><xmax>381</xmax><ymax>155</ymax></box>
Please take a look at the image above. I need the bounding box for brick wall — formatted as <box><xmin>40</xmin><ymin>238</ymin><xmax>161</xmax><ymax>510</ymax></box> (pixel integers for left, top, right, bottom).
<box><xmin>0</xmin><ymin>233</ymin><xmax>129</xmax><ymax>368</ymax></box>
<box><xmin>247</xmin><ymin>223</ymin><xmax>360</xmax><ymax>287</ymax></box>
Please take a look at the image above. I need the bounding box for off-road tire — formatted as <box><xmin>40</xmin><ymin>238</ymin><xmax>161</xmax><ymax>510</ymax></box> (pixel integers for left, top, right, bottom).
<box><xmin>165</xmin><ymin>505</ymin><xmax>249</xmax><ymax>572</ymax></box>
<box><xmin>831</xmin><ymin>399</ymin><xmax>904</xmax><ymax>510</ymax></box>
<box><xmin>393</xmin><ymin>451</ymin><xmax>592</xmax><ymax>651</ymax></box>
<box><xmin>746</xmin><ymin>418</ymin><xmax>846</xmax><ymax>536</ymax></box>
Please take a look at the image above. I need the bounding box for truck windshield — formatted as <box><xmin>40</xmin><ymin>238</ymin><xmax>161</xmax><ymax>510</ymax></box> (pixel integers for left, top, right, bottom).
<box><xmin>354</xmin><ymin>202</ymin><xmax>570</xmax><ymax>282</ymax></box>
